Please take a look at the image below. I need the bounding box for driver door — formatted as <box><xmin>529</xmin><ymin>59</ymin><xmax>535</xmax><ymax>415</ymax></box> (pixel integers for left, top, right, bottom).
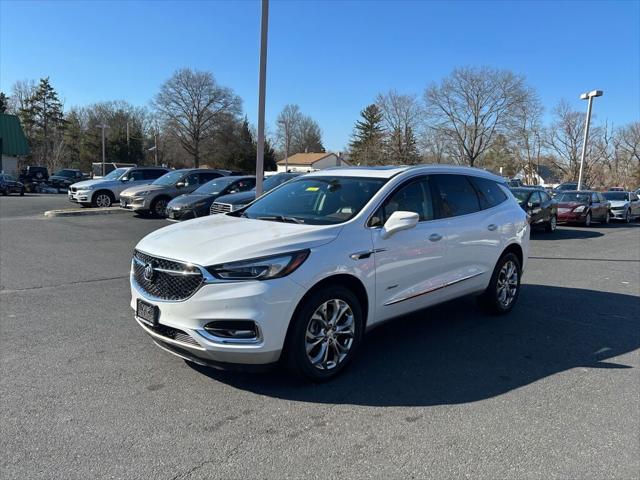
<box><xmin>371</xmin><ymin>176</ymin><xmax>448</xmax><ymax>323</ymax></box>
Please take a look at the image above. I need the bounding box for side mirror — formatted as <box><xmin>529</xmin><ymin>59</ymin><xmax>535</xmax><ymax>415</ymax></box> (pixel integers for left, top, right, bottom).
<box><xmin>120</xmin><ymin>177</ymin><xmax>128</xmax><ymax>182</ymax></box>
<box><xmin>381</xmin><ymin>211</ymin><xmax>419</xmax><ymax>239</ymax></box>
<box><xmin>175</xmin><ymin>181</ymin><xmax>185</xmax><ymax>188</ymax></box>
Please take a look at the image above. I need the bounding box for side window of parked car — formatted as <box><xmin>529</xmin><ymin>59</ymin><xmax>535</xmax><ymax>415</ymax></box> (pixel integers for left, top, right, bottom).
<box><xmin>591</xmin><ymin>192</ymin><xmax>599</xmax><ymax>203</ymax></box>
<box><xmin>468</xmin><ymin>176</ymin><xmax>507</xmax><ymax>209</ymax></box>
<box><xmin>631</xmin><ymin>193</ymin><xmax>639</xmax><ymax>202</ymax></box>
<box><xmin>234</xmin><ymin>179</ymin><xmax>256</xmax><ymax>192</ymax></box>
<box><xmin>529</xmin><ymin>191</ymin><xmax>542</xmax><ymax>206</ymax></box>
<box><xmin>199</xmin><ymin>172</ymin><xmax>223</xmax><ymax>183</ymax></box>
<box><xmin>378</xmin><ymin>177</ymin><xmax>434</xmax><ymax>224</ymax></box>
<box><xmin>183</xmin><ymin>173</ymin><xmax>200</xmax><ymax>186</ymax></box>
<box><xmin>128</xmin><ymin>170</ymin><xmax>145</xmax><ymax>181</ymax></box>
<box><xmin>540</xmin><ymin>191</ymin><xmax>551</xmax><ymax>202</ymax></box>
<box><xmin>431</xmin><ymin>174</ymin><xmax>481</xmax><ymax>218</ymax></box>
<box><xmin>143</xmin><ymin>169</ymin><xmax>166</xmax><ymax>180</ymax></box>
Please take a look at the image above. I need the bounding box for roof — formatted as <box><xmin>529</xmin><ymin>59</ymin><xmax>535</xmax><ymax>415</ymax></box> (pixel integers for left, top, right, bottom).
<box><xmin>304</xmin><ymin>164</ymin><xmax>505</xmax><ymax>181</ymax></box>
<box><xmin>0</xmin><ymin>114</ymin><xmax>30</xmax><ymax>156</ymax></box>
<box><xmin>277</xmin><ymin>152</ymin><xmax>334</xmax><ymax>165</ymax></box>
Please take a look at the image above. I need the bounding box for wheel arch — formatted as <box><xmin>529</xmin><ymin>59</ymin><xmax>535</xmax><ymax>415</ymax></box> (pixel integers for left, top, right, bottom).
<box><xmin>501</xmin><ymin>242</ymin><xmax>523</xmax><ymax>269</ymax></box>
<box><xmin>283</xmin><ymin>273</ymin><xmax>370</xmax><ymax>351</ymax></box>
<box><xmin>92</xmin><ymin>189</ymin><xmax>115</xmax><ymax>203</ymax></box>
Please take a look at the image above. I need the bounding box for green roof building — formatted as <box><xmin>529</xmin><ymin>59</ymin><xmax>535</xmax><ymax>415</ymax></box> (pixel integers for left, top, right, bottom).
<box><xmin>0</xmin><ymin>113</ymin><xmax>30</xmax><ymax>175</ymax></box>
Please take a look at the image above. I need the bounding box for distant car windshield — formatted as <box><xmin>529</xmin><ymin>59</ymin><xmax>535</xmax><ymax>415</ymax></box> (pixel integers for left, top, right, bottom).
<box><xmin>194</xmin><ymin>176</ymin><xmax>238</xmax><ymax>195</ymax></box>
<box><xmin>556</xmin><ymin>184</ymin><xmax>578</xmax><ymax>191</ymax></box>
<box><xmin>103</xmin><ymin>168</ymin><xmax>128</xmax><ymax>180</ymax></box>
<box><xmin>1</xmin><ymin>174</ymin><xmax>14</xmax><ymax>181</ymax></box>
<box><xmin>556</xmin><ymin>192</ymin><xmax>590</xmax><ymax>203</ymax></box>
<box><xmin>55</xmin><ymin>169</ymin><xmax>75</xmax><ymax>177</ymax></box>
<box><xmin>152</xmin><ymin>170</ymin><xmax>184</xmax><ymax>186</ymax></box>
<box><xmin>241</xmin><ymin>176</ymin><xmax>387</xmax><ymax>225</ymax></box>
<box><xmin>510</xmin><ymin>189</ymin><xmax>530</xmax><ymax>203</ymax></box>
<box><xmin>602</xmin><ymin>192</ymin><xmax>628</xmax><ymax>201</ymax></box>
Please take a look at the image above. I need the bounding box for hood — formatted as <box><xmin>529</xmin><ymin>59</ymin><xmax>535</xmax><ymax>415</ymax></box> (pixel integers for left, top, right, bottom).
<box><xmin>214</xmin><ymin>190</ymin><xmax>256</xmax><ymax>206</ymax></box>
<box><xmin>72</xmin><ymin>178</ymin><xmax>117</xmax><ymax>189</ymax></box>
<box><xmin>608</xmin><ymin>200</ymin><xmax>628</xmax><ymax>208</ymax></box>
<box><xmin>135</xmin><ymin>214</ymin><xmax>341</xmax><ymax>266</ymax></box>
<box><xmin>167</xmin><ymin>193</ymin><xmax>213</xmax><ymax>208</ymax></box>
<box><xmin>122</xmin><ymin>183</ymin><xmax>170</xmax><ymax>196</ymax></box>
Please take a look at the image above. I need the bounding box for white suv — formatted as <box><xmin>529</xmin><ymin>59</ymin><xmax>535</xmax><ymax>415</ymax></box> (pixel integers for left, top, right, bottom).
<box><xmin>131</xmin><ymin>165</ymin><xmax>529</xmax><ymax>381</ymax></box>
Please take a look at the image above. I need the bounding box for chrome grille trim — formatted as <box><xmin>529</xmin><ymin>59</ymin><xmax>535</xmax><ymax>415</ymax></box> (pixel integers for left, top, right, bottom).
<box><xmin>132</xmin><ymin>250</ymin><xmax>204</xmax><ymax>301</ymax></box>
<box><xmin>210</xmin><ymin>202</ymin><xmax>232</xmax><ymax>215</ymax></box>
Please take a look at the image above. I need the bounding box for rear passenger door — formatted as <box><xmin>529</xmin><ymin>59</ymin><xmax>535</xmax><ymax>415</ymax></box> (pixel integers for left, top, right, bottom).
<box><xmin>591</xmin><ymin>192</ymin><xmax>605</xmax><ymax>220</ymax></box>
<box><xmin>630</xmin><ymin>193</ymin><xmax>640</xmax><ymax>217</ymax></box>
<box><xmin>430</xmin><ymin>174</ymin><xmax>506</xmax><ymax>297</ymax></box>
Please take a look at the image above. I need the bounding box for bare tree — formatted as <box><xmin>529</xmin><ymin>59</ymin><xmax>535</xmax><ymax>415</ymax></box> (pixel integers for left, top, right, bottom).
<box><xmin>376</xmin><ymin>90</ymin><xmax>421</xmax><ymax>164</ymax></box>
<box><xmin>424</xmin><ymin>67</ymin><xmax>528</xmax><ymax>166</ymax></box>
<box><xmin>511</xmin><ymin>88</ymin><xmax>544</xmax><ymax>183</ymax></box>
<box><xmin>276</xmin><ymin>104</ymin><xmax>303</xmax><ymax>170</ymax></box>
<box><xmin>154</xmin><ymin>68</ymin><xmax>241</xmax><ymax>167</ymax></box>
<box><xmin>292</xmin><ymin>115</ymin><xmax>323</xmax><ymax>154</ymax></box>
<box><xmin>9</xmin><ymin>79</ymin><xmax>36</xmax><ymax>114</ymax></box>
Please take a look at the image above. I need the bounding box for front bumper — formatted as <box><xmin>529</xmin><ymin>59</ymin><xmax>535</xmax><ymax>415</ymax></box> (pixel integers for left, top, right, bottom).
<box><xmin>120</xmin><ymin>195</ymin><xmax>151</xmax><ymax>211</ymax></box>
<box><xmin>610</xmin><ymin>209</ymin><xmax>627</xmax><ymax>220</ymax></box>
<box><xmin>557</xmin><ymin>209</ymin><xmax>587</xmax><ymax>223</ymax></box>
<box><xmin>130</xmin><ymin>274</ymin><xmax>306</xmax><ymax>365</ymax></box>
<box><xmin>68</xmin><ymin>190</ymin><xmax>91</xmax><ymax>203</ymax></box>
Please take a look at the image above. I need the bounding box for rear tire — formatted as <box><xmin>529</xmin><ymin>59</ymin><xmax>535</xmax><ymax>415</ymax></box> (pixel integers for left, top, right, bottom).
<box><xmin>283</xmin><ymin>286</ymin><xmax>363</xmax><ymax>382</ymax></box>
<box><xmin>92</xmin><ymin>191</ymin><xmax>114</xmax><ymax>208</ymax></box>
<box><xmin>479</xmin><ymin>252</ymin><xmax>521</xmax><ymax>315</ymax></box>
<box><xmin>603</xmin><ymin>210</ymin><xmax>610</xmax><ymax>224</ymax></box>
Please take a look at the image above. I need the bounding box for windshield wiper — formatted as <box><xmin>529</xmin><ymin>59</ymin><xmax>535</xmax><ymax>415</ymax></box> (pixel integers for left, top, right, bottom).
<box><xmin>256</xmin><ymin>215</ymin><xmax>304</xmax><ymax>224</ymax></box>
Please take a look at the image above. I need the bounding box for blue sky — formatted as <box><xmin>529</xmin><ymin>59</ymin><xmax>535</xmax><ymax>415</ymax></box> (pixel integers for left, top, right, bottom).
<box><xmin>1</xmin><ymin>0</ymin><xmax>638</xmax><ymax>151</ymax></box>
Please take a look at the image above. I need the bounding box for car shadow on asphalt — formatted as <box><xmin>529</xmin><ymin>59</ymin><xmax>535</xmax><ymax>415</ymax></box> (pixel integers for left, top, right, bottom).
<box><xmin>534</xmin><ymin>227</ymin><xmax>604</xmax><ymax>240</ymax></box>
<box><xmin>188</xmin><ymin>285</ymin><xmax>639</xmax><ymax>406</ymax></box>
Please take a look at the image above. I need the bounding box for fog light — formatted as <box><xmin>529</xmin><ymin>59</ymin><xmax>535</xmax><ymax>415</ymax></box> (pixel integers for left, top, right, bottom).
<box><xmin>204</xmin><ymin>320</ymin><xmax>258</xmax><ymax>339</ymax></box>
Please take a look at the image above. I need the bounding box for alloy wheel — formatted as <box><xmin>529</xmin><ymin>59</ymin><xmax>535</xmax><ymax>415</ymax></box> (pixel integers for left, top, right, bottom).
<box><xmin>550</xmin><ymin>216</ymin><xmax>557</xmax><ymax>231</ymax></box>
<box><xmin>496</xmin><ymin>260</ymin><xmax>518</xmax><ymax>309</ymax></box>
<box><xmin>626</xmin><ymin>210</ymin><xmax>631</xmax><ymax>223</ymax></box>
<box><xmin>95</xmin><ymin>193</ymin><xmax>112</xmax><ymax>208</ymax></box>
<box><xmin>305</xmin><ymin>299</ymin><xmax>355</xmax><ymax>371</ymax></box>
<box><xmin>585</xmin><ymin>213</ymin><xmax>591</xmax><ymax>227</ymax></box>
<box><xmin>154</xmin><ymin>199</ymin><xmax>168</xmax><ymax>217</ymax></box>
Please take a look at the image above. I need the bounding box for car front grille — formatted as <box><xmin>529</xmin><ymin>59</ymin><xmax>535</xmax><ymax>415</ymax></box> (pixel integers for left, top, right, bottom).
<box><xmin>611</xmin><ymin>206</ymin><xmax>625</xmax><ymax>211</ymax></box>
<box><xmin>210</xmin><ymin>202</ymin><xmax>231</xmax><ymax>215</ymax></box>
<box><xmin>132</xmin><ymin>250</ymin><xmax>204</xmax><ymax>301</ymax></box>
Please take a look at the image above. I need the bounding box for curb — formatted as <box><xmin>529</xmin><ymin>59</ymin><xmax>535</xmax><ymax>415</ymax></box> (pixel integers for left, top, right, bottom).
<box><xmin>44</xmin><ymin>207</ymin><xmax>130</xmax><ymax>217</ymax></box>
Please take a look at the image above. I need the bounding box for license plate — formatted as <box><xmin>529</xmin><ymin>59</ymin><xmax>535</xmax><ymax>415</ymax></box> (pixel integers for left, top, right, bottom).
<box><xmin>168</xmin><ymin>211</ymin><xmax>175</xmax><ymax>219</ymax></box>
<box><xmin>136</xmin><ymin>299</ymin><xmax>159</xmax><ymax>326</ymax></box>
<box><xmin>121</xmin><ymin>200</ymin><xmax>128</xmax><ymax>207</ymax></box>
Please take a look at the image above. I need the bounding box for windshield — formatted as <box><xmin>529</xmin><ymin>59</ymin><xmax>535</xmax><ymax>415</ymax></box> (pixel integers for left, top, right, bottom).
<box><xmin>602</xmin><ymin>192</ymin><xmax>628</xmax><ymax>201</ymax></box>
<box><xmin>152</xmin><ymin>170</ymin><xmax>184</xmax><ymax>186</ymax></box>
<box><xmin>556</xmin><ymin>192</ymin><xmax>590</xmax><ymax>203</ymax></box>
<box><xmin>194</xmin><ymin>177</ymin><xmax>237</xmax><ymax>195</ymax></box>
<box><xmin>1</xmin><ymin>174</ymin><xmax>14</xmax><ymax>181</ymax></box>
<box><xmin>510</xmin><ymin>189</ymin><xmax>530</xmax><ymax>203</ymax></box>
<box><xmin>103</xmin><ymin>168</ymin><xmax>128</xmax><ymax>180</ymax></box>
<box><xmin>241</xmin><ymin>176</ymin><xmax>387</xmax><ymax>225</ymax></box>
<box><xmin>556</xmin><ymin>184</ymin><xmax>577</xmax><ymax>191</ymax></box>
<box><xmin>55</xmin><ymin>169</ymin><xmax>75</xmax><ymax>177</ymax></box>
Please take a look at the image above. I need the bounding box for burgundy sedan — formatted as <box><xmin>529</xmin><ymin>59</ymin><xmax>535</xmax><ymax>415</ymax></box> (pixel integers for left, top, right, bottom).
<box><xmin>555</xmin><ymin>191</ymin><xmax>610</xmax><ymax>226</ymax></box>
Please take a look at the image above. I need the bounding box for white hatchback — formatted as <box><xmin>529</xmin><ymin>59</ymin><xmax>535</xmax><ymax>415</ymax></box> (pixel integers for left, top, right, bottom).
<box><xmin>131</xmin><ymin>165</ymin><xmax>529</xmax><ymax>381</ymax></box>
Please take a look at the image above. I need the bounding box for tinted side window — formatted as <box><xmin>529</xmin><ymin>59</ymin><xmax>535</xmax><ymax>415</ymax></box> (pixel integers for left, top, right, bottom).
<box><xmin>469</xmin><ymin>176</ymin><xmax>508</xmax><ymax>209</ymax></box>
<box><xmin>591</xmin><ymin>193</ymin><xmax>599</xmax><ymax>203</ymax></box>
<box><xmin>200</xmin><ymin>172</ymin><xmax>223</xmax><ymax>183</ymax></box>
<box><xmin>379</xmin><ymin>177</ymin><xmax>434</xmax><ymax>223</ymax></box>
<box><xmin>530</xmin><ymin>191</ymin><xmax>542</xmax><ymax>205</ymax></box>
<box><xmin>143</xmin><ymin>169</ymin><xmax>166</xmax><ymax>180</ymax></box>
<box><xmin>184</xmin><ymin>173</ymin><xmax>200</xmax><ymax>186</ymax></box>
<box><xmin>236</xmin><ymin>178</ymin><xmax>256</xmax><ymax>191</ymax></box>
<box><xmin>128</xmin><ymin>170</ymin><xmax>145</xmax><ymax>181</ymax></box>
<box><xmin>432</xmin><ymin>174</ymin><xmax>481</xmax><ymax>218</ymax></box>
<box><xmin>540</xmin><ymin>191</ymin><xmax>550</xmax><ymax>202</ymax></box>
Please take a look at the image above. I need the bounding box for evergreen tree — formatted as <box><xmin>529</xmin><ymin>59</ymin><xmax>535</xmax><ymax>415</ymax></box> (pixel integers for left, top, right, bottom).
<box><xmin>0</xmin><ymin>92</ymin><xmax>8</xmax><ymax>113</ymax></box>
<box><xmin>19</xmin><ymin>77</ymin><xmax>66</xmax><ymax>168</ymax></box>
<box><xmin>349</xmin><ymin>104</ymin><xmax>386</xmax><ymax>165</ymax></box>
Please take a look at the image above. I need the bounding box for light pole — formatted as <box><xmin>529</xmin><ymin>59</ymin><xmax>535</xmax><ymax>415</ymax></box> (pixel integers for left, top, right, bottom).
<box><xmin>255</xmin><ymin>0</ymin><xmax>269</xmax><ymax>196</ymax></box>
<box><xmin>97</xmin><ymin>124</ymin><xmax>109</xmax><ymax>176</ymax></box>
<box><xmin>577</xmin><ymin>89</ymin><xmax>603</xmax><ymax>190</ymax></box>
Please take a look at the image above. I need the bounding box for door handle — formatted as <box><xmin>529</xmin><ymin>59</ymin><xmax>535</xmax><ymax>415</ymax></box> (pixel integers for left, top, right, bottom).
<box><xmin>487</xmin><ymin>224</ymin><xmax>498</xmax><ymax>231</ymax></box>
<box><xmin>428</xmin><ymin>233</ymin><xmax>442</xmax><ymax>242</ymax></box>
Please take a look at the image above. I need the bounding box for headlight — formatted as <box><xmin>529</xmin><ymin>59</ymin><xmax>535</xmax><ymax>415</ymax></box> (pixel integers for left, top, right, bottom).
<box><xmin>573</xmin><ymin>205</ymin><xmax>586</xmax><ymax>212</ymax></box>
<box><xmin>137</xmin><ymin>191</ymin><xmax>151</xmax><ymax>197</ymax></box>
<box><xmin>207</xmin><ymin>250</ymin><xmax>309</xmax><ymax>280</ymax></box>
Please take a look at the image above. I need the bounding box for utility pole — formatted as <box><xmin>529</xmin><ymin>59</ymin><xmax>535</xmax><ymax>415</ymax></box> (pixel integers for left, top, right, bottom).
<box><xmin>577</xmin><ymin>90</ymin><xmax>603</xmax><ymax>190</ymax></box>
<box><xmin>98</xmin><ymin>124</ymin><xmax>109</xmax><ymax>176</ymax></box>
<box><xmin>255</xmin><ymin>0</ymin><xmax>269</xmax><ymax>196</ymax></box>
<box><xmin>126</xmin><ymin>121</ymin><xmax>130</xmax><ymax>163</ymax></box>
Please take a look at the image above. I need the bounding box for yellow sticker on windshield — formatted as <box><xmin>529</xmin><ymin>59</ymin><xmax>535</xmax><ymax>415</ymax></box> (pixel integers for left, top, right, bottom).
<box><xmin>305</xmin><ymin>186</ymin><xmax>319</xmax><ymax>191</ymax></box>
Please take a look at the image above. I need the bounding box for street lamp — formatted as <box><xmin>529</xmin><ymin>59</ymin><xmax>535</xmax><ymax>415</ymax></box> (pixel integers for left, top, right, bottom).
<box><xmin>97</xmin><ymin>124</ymin><xmax>109</xmax><ymax>177</ymax></box>
<box><xmin>255</xmin><ymin>0</ymin><xmax>269</xmax><ymax>196</ymax></box>
<box><xmin>577</xmin><ymin>89</ymin><xmax>603</xmax><ymax>190</ymax></box>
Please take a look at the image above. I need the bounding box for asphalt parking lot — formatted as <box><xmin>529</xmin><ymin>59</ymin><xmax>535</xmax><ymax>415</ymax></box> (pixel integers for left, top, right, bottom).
<box><xmin>1</xmin><ymin>194</ymin><xmax>639</xmax><ymax>480</ymax></box>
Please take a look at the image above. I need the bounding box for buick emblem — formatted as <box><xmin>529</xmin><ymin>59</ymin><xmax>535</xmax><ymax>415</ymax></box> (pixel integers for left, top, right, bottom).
<box><xmin>143</xmin><ymin>262</ymin><xmax>155</xmax><ymax>282</ymax></box>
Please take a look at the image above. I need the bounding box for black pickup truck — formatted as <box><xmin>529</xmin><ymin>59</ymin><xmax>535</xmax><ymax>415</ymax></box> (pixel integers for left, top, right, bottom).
<box><xmin>48</xmin><ymin>169</ymin><xmax>90</xmax><ymax>192</ymax></box>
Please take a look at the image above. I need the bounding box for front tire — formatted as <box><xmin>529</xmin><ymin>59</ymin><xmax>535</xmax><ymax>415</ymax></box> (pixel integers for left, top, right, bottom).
<box><xmin>150</xmin><ymin>197</ymin><xmax>169</xmax><ymax>217</ymax></box>
<box><xmin>625</xmin><ymin>209</ymin><xmax>631</xmax><ymax>224</ymax></box>
<box><xmin>479</xmin><ymin>252</ymin><xmax>521</xmax><ymax>315</ymax></box>
<box><xmin>284</xmin><ymin>286</ymin><xmax>363</xmax><ymax>382</ymax></box>
<box><xmin>603</xmin><ymin>210</ymin><xmax>610</xmax><ymax>224</ymax></box>
<box><xmin>545</xmin><ymin>215</ymin><xmax>557</xmax><ymax>233</ymax></box>
<box><xmin>583</xmin><ymin>212</ymin><xmax>592</xmax><ymax>227</ymax></box>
